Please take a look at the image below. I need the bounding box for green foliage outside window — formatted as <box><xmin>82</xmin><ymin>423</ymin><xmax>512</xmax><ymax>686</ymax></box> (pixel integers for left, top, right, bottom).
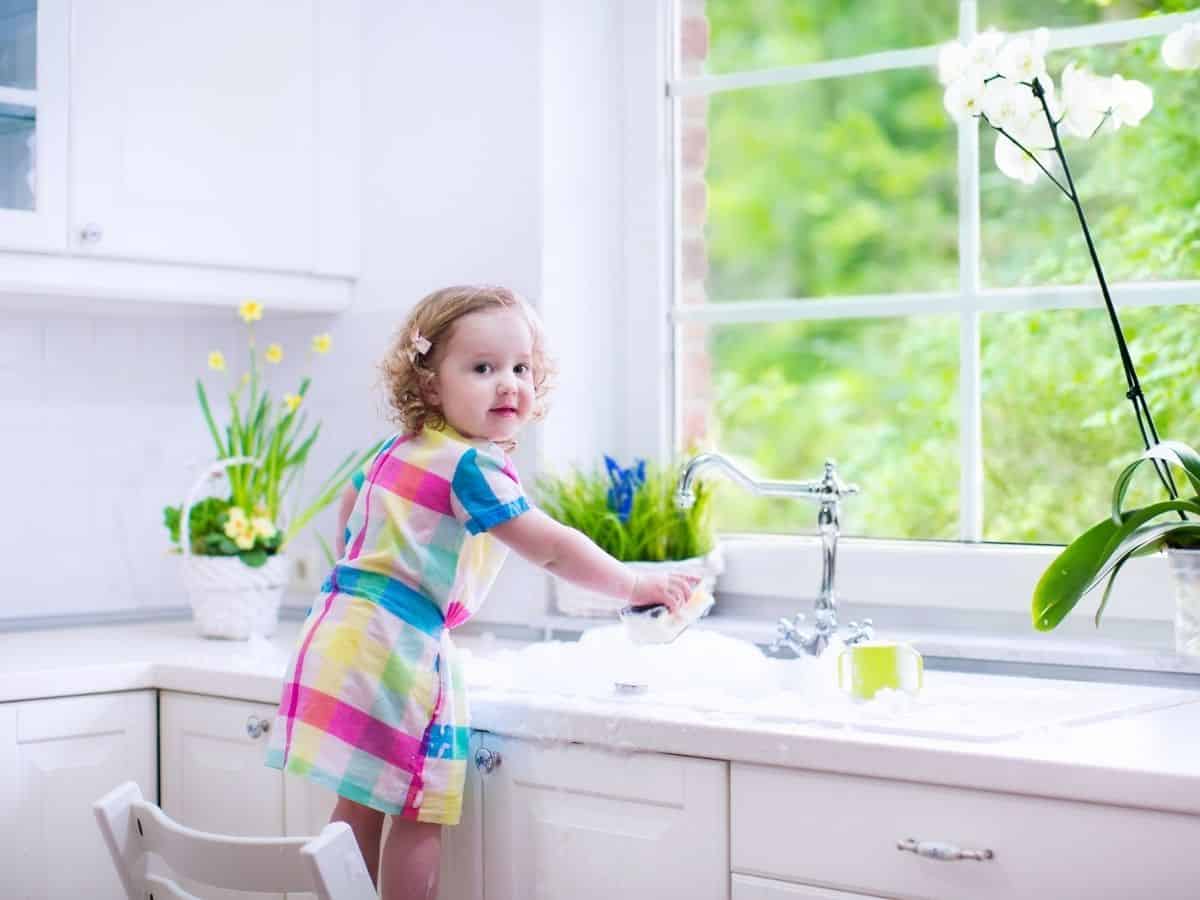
<box><xmin>696</xmin><ymin>0</ymin><xmax>1200</xmax><ymax>545</ymax></box>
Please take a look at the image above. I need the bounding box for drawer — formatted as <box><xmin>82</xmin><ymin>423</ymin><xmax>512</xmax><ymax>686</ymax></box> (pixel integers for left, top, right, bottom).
<box><xmin>732</xmin><ymin>762</ymin><xmax>1200</xmax><ymax>900</ymax></box>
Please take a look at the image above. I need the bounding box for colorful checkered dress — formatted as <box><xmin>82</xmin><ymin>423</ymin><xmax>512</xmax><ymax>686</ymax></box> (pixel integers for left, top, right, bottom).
<box><xmin>264</xmin><ymin>425</ymin><xmax>529</xmax><ymax>825</ymax></box>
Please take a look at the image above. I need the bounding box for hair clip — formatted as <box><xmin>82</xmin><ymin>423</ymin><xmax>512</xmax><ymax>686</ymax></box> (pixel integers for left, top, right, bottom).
<box><xmin>407</xmin><ymin>329</ymin><xmax>432</xmax><ymax>364</ymax></box>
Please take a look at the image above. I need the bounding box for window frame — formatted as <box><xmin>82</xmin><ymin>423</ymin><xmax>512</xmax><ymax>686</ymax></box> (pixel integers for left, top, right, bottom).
<box><xmin>649</xmin><ymin>2</ymin><xmax>1200</xmax><ymax>627</ymax></box>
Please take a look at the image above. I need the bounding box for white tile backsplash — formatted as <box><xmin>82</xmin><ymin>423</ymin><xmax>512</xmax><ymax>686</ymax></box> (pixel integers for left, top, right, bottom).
<box><xmin>0</xmin><ymin>314</ymin><xmax>244</xmax><ymax>619</ymax></box>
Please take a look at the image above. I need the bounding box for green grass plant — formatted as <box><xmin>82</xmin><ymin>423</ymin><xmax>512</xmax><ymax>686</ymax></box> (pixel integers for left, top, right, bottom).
<box><xmin>536</xmin><ymin>461</ymin><xmax>715</xmax><ymax>563</ymax></box>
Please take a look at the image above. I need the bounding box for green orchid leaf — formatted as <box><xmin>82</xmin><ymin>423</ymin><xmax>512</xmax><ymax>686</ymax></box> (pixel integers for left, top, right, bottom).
<box><xmin>1112</xmin><ymin>441</ymin><xmax>1200</xmax><ymax>521</ymax></box>
<box><xmin>1033</xmin><ymin>497</ymin><xmax>1200</xmax><ymax>631</ymax></box>
<box><xmin>1086</xmin><ymin>519</ymin><xmax>1200</xmax><ymax>595</ymax></box>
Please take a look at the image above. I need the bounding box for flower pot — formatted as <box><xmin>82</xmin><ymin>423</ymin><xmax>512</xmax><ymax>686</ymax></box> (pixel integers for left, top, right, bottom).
<box><xmin>552</xmin><ymin>545</ymin><xmax>724</xmax><ymax>618</ymax></box>
<box><xmin>1167</xmin><ymin>547</ymin><xmax>1200</xmax><ymax>656</ymax></box>
<box><xmin>177</xmin><ymin>455</ymin><xmax>286</xmax><ymax>640</ymax></box>
<box><xmin>182</xmin><ymin>553</ymin><xmax>289</xmax><ymax>639</ymax></box>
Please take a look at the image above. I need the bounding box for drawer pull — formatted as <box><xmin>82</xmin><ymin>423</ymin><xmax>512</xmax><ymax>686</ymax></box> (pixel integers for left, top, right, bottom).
<box><xmin>897</xmin><ymin>838</ymin><xmax>994</xmax><ymax>862</ymax></box>
<box><xmin>246</xmin><ymin>715</ymin><xmax>271</xmax><ymax>739</ymax></box>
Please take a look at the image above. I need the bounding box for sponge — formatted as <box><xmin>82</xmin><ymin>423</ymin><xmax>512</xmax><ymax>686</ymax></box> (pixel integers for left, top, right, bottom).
<box><xmin>619</xmin><ymin>586</ymin><xmax>715</xmax><ymax>645</ymax></box>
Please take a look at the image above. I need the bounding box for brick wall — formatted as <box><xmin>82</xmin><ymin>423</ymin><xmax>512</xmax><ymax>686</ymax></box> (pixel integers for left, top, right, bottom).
<box><xmin>678</xmin><ymin>0</ymin><xmax>712</xmax><ymax>449</ymax></box>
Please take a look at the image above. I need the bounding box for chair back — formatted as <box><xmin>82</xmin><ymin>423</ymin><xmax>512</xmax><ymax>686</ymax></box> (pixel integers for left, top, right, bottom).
<box><xmin>94</xmin><ymin>781</ymin><xmax>377</xmax><ymax>900</ymax></box>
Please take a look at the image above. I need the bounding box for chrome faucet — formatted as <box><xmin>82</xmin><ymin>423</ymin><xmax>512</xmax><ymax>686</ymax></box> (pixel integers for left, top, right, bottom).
<box><xmin>676</xmin><ymin>453</ymin><xmax>872</xmax><ymax>657</ymax></box>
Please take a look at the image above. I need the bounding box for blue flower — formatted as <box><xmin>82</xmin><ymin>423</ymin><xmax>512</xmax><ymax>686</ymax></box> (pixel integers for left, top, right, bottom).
<box><xmin>605</xmin><ymin>455</ymin><xmax>647</xmax><ymax>523</ymax></box>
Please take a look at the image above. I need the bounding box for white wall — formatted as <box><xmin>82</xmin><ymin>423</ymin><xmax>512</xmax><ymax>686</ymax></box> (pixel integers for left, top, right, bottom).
<box><xmin>0</xmin><ymin>0</ymin><xmax>639</xmax><ymax>624</ymax></box>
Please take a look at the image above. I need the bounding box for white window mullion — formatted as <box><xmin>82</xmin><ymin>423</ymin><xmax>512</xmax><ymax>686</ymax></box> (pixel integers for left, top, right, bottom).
<box><xmin>959</xmin><ymin>0</ymin><xmax>982</xmax><ymax>542</ymax></box>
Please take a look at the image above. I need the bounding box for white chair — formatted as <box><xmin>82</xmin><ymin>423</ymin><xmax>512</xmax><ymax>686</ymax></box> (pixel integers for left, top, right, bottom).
<box><xmin>94</xmin><ymin>781</ymin><xmax>377</xmax><ymax>900</ymax></box>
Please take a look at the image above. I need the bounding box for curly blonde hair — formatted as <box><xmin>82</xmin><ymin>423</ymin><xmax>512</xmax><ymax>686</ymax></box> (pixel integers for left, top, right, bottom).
<box><xmin>380</xmin><ymin>284</ymin><xmax>556</xmax><ymax>435</ymax></box>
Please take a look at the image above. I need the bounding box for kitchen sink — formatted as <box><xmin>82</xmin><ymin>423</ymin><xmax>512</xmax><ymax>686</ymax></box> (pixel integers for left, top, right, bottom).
<box><xmin>462</xmin><ymin>625</ymin><xmax>1200</xmax><ymax>743</ymax></box>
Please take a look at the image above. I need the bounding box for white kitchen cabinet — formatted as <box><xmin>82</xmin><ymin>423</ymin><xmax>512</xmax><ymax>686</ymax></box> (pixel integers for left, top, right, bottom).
<box><xmin>0</xmin><ymin>0</ymin><xmax>68</xmax><ymax>251</ymax></box>
<box><xmin>160</xmin><ymin>690</ymin><xmax>288</xmax><ymax>900</ymax></box>
<box><xmin>732</xmin><ymin>762</ymin><xmax>1200</xmax><ymax>900</ymax></box>
<box><xmin>0</xmin><ymin>689</ymin><xmax>156</xmax><ymax>900</ymax></box>
<box><xmin>478</xmin><ymin>733</ymin><xmax>729</xmax><ymax>900</ymax></box>
<box><xmin>732</xmin><ymin>874</ymin><xmax>887</xmax><ymax>899</ymax></box>
<box><xmin>69</xmin><ymin>0</ymin><xmax>359</xmax><ymax>277</ymax></box>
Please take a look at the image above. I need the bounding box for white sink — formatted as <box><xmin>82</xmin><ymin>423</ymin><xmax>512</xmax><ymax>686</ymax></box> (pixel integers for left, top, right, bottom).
<box><xmin>462</xmin><ymin>625</ymin><xmax>1200</xmax><ymax>743</ymax></box>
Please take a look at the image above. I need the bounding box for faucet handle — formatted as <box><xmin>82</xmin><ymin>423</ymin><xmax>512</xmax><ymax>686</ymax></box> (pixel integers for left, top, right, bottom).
<box><xmin>822</xmin><ymin>459</ymin><xmax>860</xmax><ymax>498</ymax></box>
<box><xmin>844</xmin><ymin>618</ymin><xmax>874</xmax><ymax>645</ymax></box>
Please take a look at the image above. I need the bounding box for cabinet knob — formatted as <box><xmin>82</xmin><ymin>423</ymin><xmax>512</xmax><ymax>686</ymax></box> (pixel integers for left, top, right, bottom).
<box><xmin>246</xmin><ymin>715</ymin><xmax>271</xmax><ymax>740</ymax></box>
<box><xmin>78</xmin><ymin>223</ymin><xmax>103</xmax><ymax>244</ymax></box>
<box><xmin>474</xmin><ymin>747</ymin><xmax>501</xmax><ymax>774</ymax></box>
<box><xmin>897</xmin><ymin>838</ymin><xmax>994</xmax><ymax>862</ymax></box>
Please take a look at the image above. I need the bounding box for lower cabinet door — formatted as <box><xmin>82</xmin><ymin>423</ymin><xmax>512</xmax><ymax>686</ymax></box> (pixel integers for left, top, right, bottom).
<box><xmin>0</xmin><ymin>690</ymin><xmax>157</xmax><ymax>900</ymax></box>
<box><xmin>160</xmin><ymin>690</ymin><xmax>286</xmax><ymax>900</ymax></box>
<box><xmin>437</xmin><ymin>730</ymin><xmax>486</xmax><ymax>900</ymax></box>
<box><xmin>733</xmin><ymin>874</ymin><xmax>890</xmax><ymax>899</ymax></box>
<box><xmin>479</xmin><ymin>734</ymin><xmax>729</xmax><ymax>900</ymax></box>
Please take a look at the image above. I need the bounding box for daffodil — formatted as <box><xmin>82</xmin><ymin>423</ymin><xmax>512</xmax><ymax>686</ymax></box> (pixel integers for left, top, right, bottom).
<box><xmin>265</xmin><ymin>343</ymin><xmax>283</xmax><ymax>364</ymax></box>
<box><xmin>251</xmin><ymin>516</ymin><xmax>277</xmax><ymax>540</ymax></box>
<box><xmin>312</xmin><ymin>333</ymin><xmax>333</xmax><ymax>354</ymax></box>
<box><xmin>284</xmin><ymin>393</ymin><xmax>303</xmax><ymax>413</ymax></box>
<box><xmin>223</xmin><ymin>507</ymin><xmax>247</xmax><ymax>540</ymax></box>
<box><xmin>238</xmin><ymin>300</ymin><xmax>264</xmax><ymax>323</ymax></box>
<box><xmin>208</xmin><ymin>351</ymin><xmax>226</xmax><ymax>372</ymax></box>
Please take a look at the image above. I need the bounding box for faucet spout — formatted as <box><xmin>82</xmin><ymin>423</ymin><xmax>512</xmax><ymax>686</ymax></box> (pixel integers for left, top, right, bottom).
<box><xmin>676</xmin><ymin>453</ymin><xmax>867</xmax><ymax>656</ymax></box>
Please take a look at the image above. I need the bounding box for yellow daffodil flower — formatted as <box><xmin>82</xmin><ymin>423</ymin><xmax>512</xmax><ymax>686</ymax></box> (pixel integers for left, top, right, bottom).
<box><xmin>265</xmin><ymin>343</ymin><xmax>284</xmax><ymax>364</ymax></box>
<box><xmin>208</xmin><ymin>351</ymin><xmax>226</xmax><ymax>372</ymax></box>
<box><xmin>238</xmin><ymin>300</ymin><xmax>264</xmax><ymax>323</ymax></box>
<box><xmin>251</xmin><ymin>517</ymin><xmax>277</xmax><ymax>540</ymax></box>
<box><xmin>284</xmin><ymin>393</ymin><xmax>303</xmax><ymax>412</ymax></box>
<box><xmin>312</xmin><ymin>333</ymin><xmax>333</xmax><ymax>354</ymax></box>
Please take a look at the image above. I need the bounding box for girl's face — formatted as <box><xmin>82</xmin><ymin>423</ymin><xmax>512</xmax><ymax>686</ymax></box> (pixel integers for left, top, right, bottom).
<box><xmin>428</xmin><ymin>307</ymin><xmax>536</xmax><ymax>444</ymax></box>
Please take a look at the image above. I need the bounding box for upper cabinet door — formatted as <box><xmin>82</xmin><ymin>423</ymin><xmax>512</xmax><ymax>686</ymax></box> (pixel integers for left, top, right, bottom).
<box><xmin>0</xmin><ymin>0</ymin><xmax>67</xmax><ymax>251</ymax></box>
<box><xmin>70</xmin><ymin>0</ymin><xmax>358</xmax><ymax>276</ymax></box>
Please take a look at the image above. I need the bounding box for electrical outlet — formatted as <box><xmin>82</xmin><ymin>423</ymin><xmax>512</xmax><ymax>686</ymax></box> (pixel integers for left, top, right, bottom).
<box><xmin>289</xmin><ymin>550</ymin><xmax>324</xmax><ymax>593</ymax></box>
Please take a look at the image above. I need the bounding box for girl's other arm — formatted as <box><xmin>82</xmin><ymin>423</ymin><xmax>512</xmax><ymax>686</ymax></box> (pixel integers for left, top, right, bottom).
<box><xmin>490</xmin><ymin>508</ymin><xmax>698</xmax><ymax>611</ymax></box>
<box><xmin>333</xmin><ymin>484</ymin><xmax>358</xmax><ymax>558</ymax></box>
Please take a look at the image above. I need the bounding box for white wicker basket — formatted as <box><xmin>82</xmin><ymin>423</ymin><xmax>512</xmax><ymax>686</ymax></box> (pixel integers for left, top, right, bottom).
<box><xmin>179</xmin><ymin>456</ymin><xmax>288</xmax><ymax>640</ymax></box>
<box><xmin>1167</xmin><ymin>547</ymin><xmax>1200</xmax><ymax>657</ymax></box>
<box><xmin>552</xmin><ymin>545</ymin><xmax>724</xmax><ymax>618</ymax></box>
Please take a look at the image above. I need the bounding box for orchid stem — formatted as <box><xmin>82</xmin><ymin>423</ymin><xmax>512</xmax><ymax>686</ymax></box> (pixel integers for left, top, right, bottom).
<box><xmin>1029</xmin><ymin>77</ymin><xmax>1180</xmax><ymax>504</ymax></box>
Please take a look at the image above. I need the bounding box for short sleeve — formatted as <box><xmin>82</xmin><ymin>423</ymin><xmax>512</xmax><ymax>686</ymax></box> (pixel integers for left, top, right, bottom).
<box><xmin>450</xmin><ymin>447</ymin><xmax>530</xmax><ymax>535</ymax></box>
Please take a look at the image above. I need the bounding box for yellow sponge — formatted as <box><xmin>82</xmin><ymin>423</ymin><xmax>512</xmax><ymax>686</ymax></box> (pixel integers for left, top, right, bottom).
<box><xmin>619</xmin><ymin>586</ymin><xmax>714</xmax><ymax>645</ymax></box>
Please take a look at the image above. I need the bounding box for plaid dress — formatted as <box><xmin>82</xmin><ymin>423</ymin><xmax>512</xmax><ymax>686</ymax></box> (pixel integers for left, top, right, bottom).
<box><xmin>264</xmin><ymin>426</ymin><xmax>529</xmax><ymax>825</ymax></box>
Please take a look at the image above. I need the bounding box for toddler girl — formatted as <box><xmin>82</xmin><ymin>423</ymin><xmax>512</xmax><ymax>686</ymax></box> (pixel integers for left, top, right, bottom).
<box><xmin>265</xmin><ymin>284</ymin><xmax>699</xmax><ymax>899</ymax></box>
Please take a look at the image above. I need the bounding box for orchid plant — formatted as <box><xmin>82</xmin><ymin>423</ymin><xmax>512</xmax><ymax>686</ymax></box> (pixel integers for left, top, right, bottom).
<box><xmin>163</xmin><ymin>301</ymin><xmax>377</xmax><ymax>568</ymax></box>
<box><xmin>938</xmin><ymin>20</ymin><xmax>1200</xmax><ymax>629</ymax></box>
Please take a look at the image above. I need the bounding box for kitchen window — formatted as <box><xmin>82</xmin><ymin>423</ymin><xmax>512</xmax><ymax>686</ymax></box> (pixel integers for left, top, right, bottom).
<box><xmin>661</xmin><ymin>0</ymin><xmax>1200</xmax><ymax>633</ymax></box>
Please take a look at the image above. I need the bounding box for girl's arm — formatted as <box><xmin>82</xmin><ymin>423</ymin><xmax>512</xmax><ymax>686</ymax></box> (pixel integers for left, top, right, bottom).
<box><xmin>490</xmin><ymin>508</ymin><xmax>699</xmax><ymax>612</ymax></box>
<box><xmin>333</xmin><ymin>484</ymin><xmax>358</xmax><ymax>558</ymax></box>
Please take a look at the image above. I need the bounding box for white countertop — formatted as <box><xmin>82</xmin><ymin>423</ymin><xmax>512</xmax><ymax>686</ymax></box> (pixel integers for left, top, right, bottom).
<box><xmin>5</xmin><ymin>620</ymin><xmax>1200</xmax><ymax>818</ymax></box>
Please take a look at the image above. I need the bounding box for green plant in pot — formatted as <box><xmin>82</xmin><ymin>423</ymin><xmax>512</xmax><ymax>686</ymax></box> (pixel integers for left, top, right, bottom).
<box><xmin>163</xmin><ymin>301</ymin><xmax>377</xmax><ymax>639</ymax></box>
<box><xmin>1033</xmin><ymin>442</ymin><xmax>1200</xmax><ymax>651</ymax></box>
<box><xmin>537</xmin><ymin>456</ymin><xmax>721</xmax><ymax>616</ymax></box>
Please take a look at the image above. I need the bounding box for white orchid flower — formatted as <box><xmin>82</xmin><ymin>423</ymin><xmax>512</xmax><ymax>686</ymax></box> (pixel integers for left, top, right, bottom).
<box><xmin>966</xmin><ymin>28</ymin><xmax>1006</xmax><ymax>72</ymax></box>
<box><xmin>997</xmin><ymin>28</ymin><xmax>1050</xmax><ymax>83</ymax></box>
<box><xmin>943</xmin><ymin>75</ymin><xmax>988</xmax><ymax>121</ymax></box>
<box><xmin>981</xmin><ymin>78</ymin><xmax>1025</xmax><ymax>132</ymax></box>
<box><xmin>1013</xmin><ymin>76</ymin><xmax>1057</xmax><ymax>147</ymax></box>
<box><xmin>1107</xmin><ymin>74</ymin><xmax>1153</xmax><ymax>129</ymax></box>
<box><xmin>994</xmin><ymin>134</ymin><xmax>1051</xmax><ymax>184</ymax></box>
<box><xmin>938</xmin><ymin>40</ymin><xmax>969</xmax><ymax>85</ymax></box>
<box><xmin>1162</xmin><ymin>22</ymin><xmax>1200</xmax><ymax>71</ymax></box>
<box><xmin>1060</xmin><ymin>62</ymin><xmax>1111</xmax><ymax>138</ymax></box>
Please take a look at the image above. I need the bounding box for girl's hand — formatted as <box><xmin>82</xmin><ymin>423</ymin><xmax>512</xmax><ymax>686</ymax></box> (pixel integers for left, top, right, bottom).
<box><xmin>629</xmin><ymin>571</ymin><xmax>702</xmax><ymax>613</ymax></box>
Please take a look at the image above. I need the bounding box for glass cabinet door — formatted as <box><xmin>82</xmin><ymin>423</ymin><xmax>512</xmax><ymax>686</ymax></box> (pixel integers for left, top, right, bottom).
<box><xmin>0</xmin><ymin>0</ymin><xmax>38</xmax><ymax>211</ymax></box>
